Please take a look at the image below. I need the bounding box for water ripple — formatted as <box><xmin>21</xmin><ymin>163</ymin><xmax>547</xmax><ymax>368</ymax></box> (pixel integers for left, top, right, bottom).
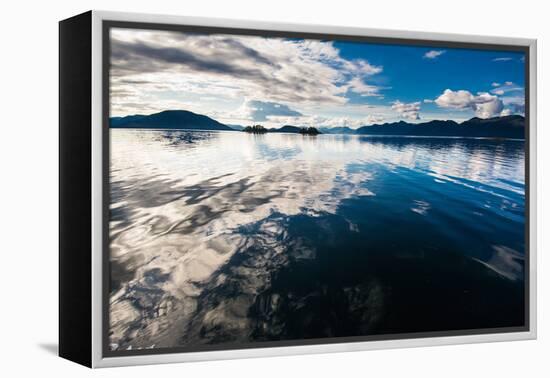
<box><xmin>108</xmin><ymin>130</ymin><xmax>525</xmax><ymax>350</ymax></box>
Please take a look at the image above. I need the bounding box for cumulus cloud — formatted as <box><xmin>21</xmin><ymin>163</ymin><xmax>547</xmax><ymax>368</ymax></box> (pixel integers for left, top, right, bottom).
<box><xmin>423</xmin><ymin>50</ymin><xmax>445</xmax><ymax>59</ymax></box>
<box><xmin>435</xmin><ymin>90</ymin><xmax>474</xmax><ymax>109</ymax></box>
<box><xmin>473</xmin><ymin>93</ymin><xmax>505</xmax><ymax>118</ymax></box>
<box><xmin>109</xmin><ymin>28</ymin><xmax>384</xmax><ymax>117</ymax></box>
<box><xmin>434</xmin><ymin>89</ymin><xmax>505</xmax><ymax>118</ymax></box>
<box><xmin>491</xmin><ymin>82</ymin><xmax>501</xmax><ymax>87</ymax></box>
<box><xmin>391</xmin><ymin>101</ymin><xmax>421</xmax><ymax>120</ymax></box>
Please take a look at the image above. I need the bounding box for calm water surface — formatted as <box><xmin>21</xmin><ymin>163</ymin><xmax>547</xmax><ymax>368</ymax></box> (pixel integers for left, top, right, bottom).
<box><xmin>109</xmin><ymin>129</ymin><xmax>525</xmax><ymax>351</ymax></box>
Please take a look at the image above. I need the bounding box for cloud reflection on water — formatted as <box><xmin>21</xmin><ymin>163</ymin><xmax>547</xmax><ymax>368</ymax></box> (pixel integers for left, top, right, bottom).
<box><xmin>108</xmin><ymin>130</ymin><xmax>525</xmax><ymax>350</ymax></box>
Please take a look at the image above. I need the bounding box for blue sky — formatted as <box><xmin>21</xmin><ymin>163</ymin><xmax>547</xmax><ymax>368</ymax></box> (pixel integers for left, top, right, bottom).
<box><xmin>110</xmin><ymin>28</ymin><xmax>526</xmax><ymax>128</ymax></box>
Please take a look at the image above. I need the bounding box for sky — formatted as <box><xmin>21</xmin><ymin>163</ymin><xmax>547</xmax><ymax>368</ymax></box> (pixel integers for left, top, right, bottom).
<box><xmin>110</xmin><ymin>28</ymin><xmax>526</xmax><ymax>128</ymax></box>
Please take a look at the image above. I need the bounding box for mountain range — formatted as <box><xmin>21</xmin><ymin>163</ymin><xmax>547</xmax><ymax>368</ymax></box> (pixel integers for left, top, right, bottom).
<box><xmin>318</xmin><ymin>126</ymin><xmax>356</xmax><ymax>135</ymax></box>
<box><xmin>355</xmin><ymin>115</ymin><xmax>525</xmax><ymax>139</ymax></box>
<box><xmin>270</xmin><ymin>125</ymin><xmax>303</xmax><ymax>133</ymax></box>
<box><xmin>110</xmin><ymin>110</ymin><xmax>525</xmax><ymax>139</ymax></box>
<box><xmin>110</xmin><ymin>110</ymin><xmax>234</xmax><ymax>131</ymax></box>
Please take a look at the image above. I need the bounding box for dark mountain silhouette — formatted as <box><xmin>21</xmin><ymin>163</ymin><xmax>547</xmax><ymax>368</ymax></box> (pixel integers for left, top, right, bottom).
<box><xmin>110</xmin><ymin>114</ymin><xmax>147</xmax><ymax>126</ymax></box>
<box><xmin>110</xmin><ymin>110</ymin><xmax>234</xmax><ymax>131</ymax></box>
<box><xmin>270</xmin><ymin>125</ymin><xmax>302</xmax><ymax>133</ymax></box>
<box><xmin>319</xmin><ymin>126</ymin><xmax>356</xmax><ymax>134</ymax></box>
<box><xmin>299</xmin><ymin>127</ymin><xmax>321</xmax><ymax>135</ymax></box>
<box><xmin>355</xmin><ymin>115</ymin><xmax>525</xmax><ymax>139</ymax></box>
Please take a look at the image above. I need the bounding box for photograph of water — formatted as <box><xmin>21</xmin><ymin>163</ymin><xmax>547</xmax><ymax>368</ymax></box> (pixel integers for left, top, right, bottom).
<box><xmin>107</xmin><ymin>27</ymin><xmax>526</xmax><ymax>352</ymax></box>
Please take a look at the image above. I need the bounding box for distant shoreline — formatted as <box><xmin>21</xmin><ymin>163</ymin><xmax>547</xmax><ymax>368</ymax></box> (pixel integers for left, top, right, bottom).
<box><xmin>110</xmin><ymin>110</ymin><xmax>526</xmax><ymax>139</ymax></box>
<box><xmin>111</xmin><ymin>128</ymin><xmax>525</xmax><ymax>141</ymax></box>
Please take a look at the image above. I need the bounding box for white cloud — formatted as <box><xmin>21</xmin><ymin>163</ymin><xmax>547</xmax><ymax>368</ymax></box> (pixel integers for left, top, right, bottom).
<box><xmin>500</xmin><ymin>108</ymin><xmax>513</xmax><ymax>116</ymax></box>
<box><xmin>109</xmin><ymin>28</ymin><xmax>384</xmax><ymax>118</ymax></box>
<box><xmin>435</xmin><ymin>90</ymin><xmax>473</xmax><ymax>109</ymax></box>
<box><xmin>487</xmin><ymin>81</ymin><xmax>525</xmax><ymax>116</ymax></box>
<box><xmin>491</xmin><ymin>82</ymin><xmax>501</xmax><ymax>87</ymax></box>
<box><xmin>347</xmin><ymin>77</ymin><xmax>383</xmax><ymax>97</ymax></box>
<box><xmin>316</xmin><ymin>115</ymin><xmax>385</xmax><ymax>128</ymax></box>
<box><xmin>341</xmin><ymin>59</ymin><xmax>383</xmax><ymax>76</ymax></box>
<box><xmin>502</xmin><ymin>96</ymin><xmax>525</xmax><ymax>115</ymax></box>
<box><xmin>365</xmin><ymin>115</ymin><xmax>385</xmax><ymax>124</ymax></box>
<box><xmin>473</xmin><ymin>93</ymin><xmax>505</xmax><ymax>118</ymax></box>
<box><xmin>391</xmin><ymin>100</ymin><xmax>421</xmax><ymax>120</ymax></box>
<box><xmin>493</xmin><ymin>57</ymin><xmax>513</xmax><ymax>62</ymax></box>
<box><xmin>423</xmin><ymin>99</ymin><xmax>434</xmax><ymax>103</ymax></box>
<box><xmin>423</xmin><ymin>50</ymin><xmax>445</xmax><ymax>59</ymax></box>
<box><xmin>490</xmin><ymin>81</ymin><xmax>524</xmax><ymax>96</ymax></box>
<box><xmin>434</xmin><ymin>89</ymin><xmax>504</xmax><ymax>118</ymax></box>
<box><xmin>243</xmin><ymin>100</ymin><xmax>303</xmax><ymax>122</ymax></box>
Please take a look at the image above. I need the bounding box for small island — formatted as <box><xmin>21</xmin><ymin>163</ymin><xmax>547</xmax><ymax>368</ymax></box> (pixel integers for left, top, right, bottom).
<box><xmin>243</xmin><ymin>124</ymin><xmax>321</xmax><ymax>135</ymax></box>
<box><xmin>299</xmin><ymin>127</ymin><xmax>321</xmax><ymax>135</ymax></box>
<box><xmin>243</xmin><ymin>125</ymin><xmax>268</xmax><ymax>133</ymax></box>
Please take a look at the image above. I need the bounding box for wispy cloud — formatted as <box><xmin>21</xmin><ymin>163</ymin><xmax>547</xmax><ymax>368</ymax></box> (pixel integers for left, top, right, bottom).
<box><xmin>347</xmin><ymin>77</ymin><xmax>384</xmax><ymax>97</ymax></box>
<box><xmin>490</xmin><ymin>82</ymin><xmax>522</xmax><ymax>96</ymax></box>
<box><xmin>423</xmin><ymin>50</ymin><xmax>445</xmax><ymax>59</ymax></box>
<box><xmin>392</xmin><ymin>100</ymin><xmax>421</xmax><ymax>120</ymax></box>
<box><xmin>489</xmin><ymin>82</ymin><xmax>525</xmax><ymax>115</ymax></box>
<box><xmin>493</xmin><ymin>57</ymin><xmax>513</xmax><ymax>62</ymax></box>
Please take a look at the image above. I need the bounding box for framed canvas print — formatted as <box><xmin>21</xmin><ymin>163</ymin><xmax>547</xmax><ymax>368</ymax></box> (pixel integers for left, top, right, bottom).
<box><xmin>59</xmin><ymin>10</ymin><xmax>537</xmax><ymax>368</ymax></box>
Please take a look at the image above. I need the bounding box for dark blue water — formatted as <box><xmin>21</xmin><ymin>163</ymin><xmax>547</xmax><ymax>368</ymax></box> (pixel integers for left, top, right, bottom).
<box><xmin>109</xmin><ymin>130</ymin><xmax>525</xmax><ymax>350</ymax></box>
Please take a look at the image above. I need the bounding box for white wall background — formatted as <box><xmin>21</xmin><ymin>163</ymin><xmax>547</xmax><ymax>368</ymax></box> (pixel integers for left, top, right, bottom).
<box><xmin>0</xmin><ymin>0</ymin><xmax>546</xmax><ymax>376</ymax></box>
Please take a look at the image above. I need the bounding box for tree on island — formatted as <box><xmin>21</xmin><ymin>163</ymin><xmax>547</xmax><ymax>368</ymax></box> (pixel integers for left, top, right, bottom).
<box><xmin>243</xmin><ymin>124</ymin><xmax>268</xmax><ymax>133</ymax></box>
<box><xmin>299</xmin><ymin>127</ymin><xmax>321</xmax><ymax>135</ymax></box>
